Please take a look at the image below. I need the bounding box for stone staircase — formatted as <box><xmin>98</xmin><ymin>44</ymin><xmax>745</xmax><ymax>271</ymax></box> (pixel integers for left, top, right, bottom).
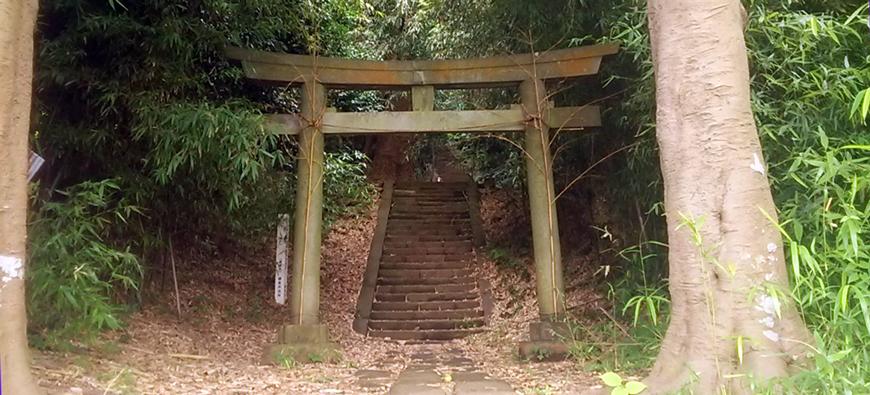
<box><xmin>367</xmin><ymin>182</ymin><xmax>486</xmax><ymax>342</ymax></box>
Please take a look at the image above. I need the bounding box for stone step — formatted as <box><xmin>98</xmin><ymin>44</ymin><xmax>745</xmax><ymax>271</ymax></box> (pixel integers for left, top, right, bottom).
<box><xmin>390</xmin><ymin>217</ymin><xmax>471</xmax><ymax>226</ymax></box>
<box><xmin>369</xmin><ymin>328</ymin><xmax>484</xmax><ymax>341</ymax></box>
<box><xmin>385</xmin><ymin>234</ymin><xmax>473</xmax><ymax>243</ymax></box>
<box><xmin>391</xmin><ymin>207</ymin><xmax>470</xmax><ymax>215</ymax></box>
<box><xmin>385</xmin><ymin>227</ymin><xmax>471</xmax><ymax>235</ymax></box>
<box><xmin>393</xmin><ymin>192</ymin><xmax>465</xmax><ymax>199</ymax></box>
<box><xmin>382</xmin><ymin>240</ymin><xmax>473</xmax><ymax>249</ymax></box>
<box><xmin>375</xmin><ymin>291</ymin><xmax>479</xmax><ymax>302</ymax></box>
<box><xmin>385</xmin><ymin>231</ymin><xmax>470</xmax><ymax>238</ymax></box>
<box><xmin>391</xmin><ymin>200</ymin><xmax>468</xmax><ymax>206</ymax></box>
<box><xmin>386</xmin><ymin>223</ymin><xmax>469</xmax><ymax>231</ymax></box>
<box><xmin>368</xmin><ymin>318</ymin><xmax>485</xmax><ymax>331</ymax></box>
<box><xmin>380</xmin><ymin>254</ymin><xmax>473</xmax><ymax>263</ymax></box>
<box><xmin>378</xmin><ymin>268</ymin><xmax>474</xmax><ymax>279</ymax></box>
<box><xmin>389</xmin><ymin>208</ymin><xmax>467</xmax><ymax>213</ymax></box>
<box><xmin>370</xmin><ymin>308</ymin><xmax>484</xmax><ymax>321</ymax></box>
<box><xmin>382</xmin><ymin>245</ymin><xmax>472</xmax><ymax>255</ymax></box>
<box><xmin>372</xmin><ymin>300</ymin><xmax>481</xmax><ymax>311</ymax></box>
<box><xmin>386</xmin><ymin>218</ymin><xmax>470</xmax><ymax>225</ymax></box>
<box><xmin>394</xmin><ymin>181</ymin><xmax>469</xmax><ymax>188</ymax></box>
<box><xmin>376</xmin><ymin>283</ymin><xmax>477</xmax><ymax>294</ymax></box>
<box><xmin>379</xmin><ymin>261</ymin><xmax>469</xmax><ymax>270</ymax></box>
<box><xmin>377</xmin><ymin>276</ymin><xmax>476</xmax><ymax>286</ymax></box>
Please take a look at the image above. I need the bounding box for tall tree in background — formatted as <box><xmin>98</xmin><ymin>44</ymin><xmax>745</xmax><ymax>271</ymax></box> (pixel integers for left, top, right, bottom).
<box><xmin>644</xmin><ymin>0</ymin><xmax>811</xmax><ymax>393</ymax></box>
<box><xmin>0</xmin><ymin>0</ymin><xmax>42</xmax><ymax>394</ymax></box>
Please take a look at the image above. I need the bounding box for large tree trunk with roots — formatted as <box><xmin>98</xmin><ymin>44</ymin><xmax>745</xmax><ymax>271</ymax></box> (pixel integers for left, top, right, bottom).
<box><xmin>645</xmin><ymin>0</ymin><xmax>811</xmax><ymax>393</ymax></box>
<box><xmin>0</xmin><ymin>0</ymin><xmax>41</xmax><ymax>394</ymax></box>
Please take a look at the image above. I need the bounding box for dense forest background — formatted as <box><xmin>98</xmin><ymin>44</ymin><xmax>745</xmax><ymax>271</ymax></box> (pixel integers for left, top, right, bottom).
<box><xmin>27</xmin><ymin>0</ymin><xmax>868</xmax><ymax>392</ymax></box>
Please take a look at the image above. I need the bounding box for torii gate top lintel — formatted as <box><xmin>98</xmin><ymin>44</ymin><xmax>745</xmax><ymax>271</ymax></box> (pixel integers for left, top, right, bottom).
<box><xmin>225</xmin><ymin>43</ymin><xmax>619</xmax><ymax>89</ymax></box>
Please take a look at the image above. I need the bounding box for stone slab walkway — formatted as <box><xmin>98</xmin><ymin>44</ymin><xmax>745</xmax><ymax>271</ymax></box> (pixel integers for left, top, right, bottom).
<box><xmin>382</xmin><ymin>344</ymin><xmax>516</xmax><ymax>395</ymax></box>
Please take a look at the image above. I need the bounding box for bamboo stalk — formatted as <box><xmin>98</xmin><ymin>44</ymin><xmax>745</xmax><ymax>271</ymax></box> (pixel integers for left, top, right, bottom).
<box><xmin>169</xmin><ymin>238</ymin><xmax>181</xmax><ymax>318</ymax></box>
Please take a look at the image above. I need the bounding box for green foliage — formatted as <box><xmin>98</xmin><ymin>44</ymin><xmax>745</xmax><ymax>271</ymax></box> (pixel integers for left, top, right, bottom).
<box><xmin>448</xmin><ymin>133</ymin><xmax>526</xmax><ymax>188</ymax></box>
<box><xmin>745</xmin><ymin>3</ymin><xmax>870</xmax><ymax>391</ymax></box>
<box><xmin>562</xmin><ymin>1</ymin><xmax>870</xmax><ymax>391</ymax></box>
<box><xmin>322</xmin><ymin>149</ymin><xmax>376</xmax><ymax>223</ymax></box>
<box><xmin>563</xmin><ymin>318</ymin><xmax>661</xmax><ymax>374</ymax></box>
<box><xmin>487</xmin><ymin>246</ymin><xmax>525</xmax><ymax>273</ymax></box>
<box><xmin>30</xmin><ymin>0</ymin><xmax>377</xmax><ymax>340</ymax></box>
<box><xmin>27</xmin><ymin>180</ymin><xmax>143</xmax><ymax>346</ymax></box>
<box><xmin>132</xmin><ymin>101</ymin><xmax>282</xmax><ymax>211</ymax></box>
<box><xmin>600</xmin><ymin>372</ymin><xmax>647</xmax><ymax>395</ymax></box>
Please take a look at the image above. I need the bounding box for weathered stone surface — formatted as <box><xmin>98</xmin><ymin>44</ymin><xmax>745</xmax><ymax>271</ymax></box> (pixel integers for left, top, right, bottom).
<box><xmin>356</xmin><ymin>369</ymin><xmax>392</xmax><ymax>380</ymax></box>
<box><xmin>451</xmin><ymin>372</ymin><xmax>489</xmax><ymax>381</ymax></box>
<box><xmin>528</xmin><ymin>321</ymin><xmax>572</xmax><ymax>342</ymax></box>
<box><xmin>453</xmin><ymin>380</ymin><xmax>515</xmax><ymax>394</ymax></box>
<box><xmin>388</xmin><ymin>382</ymin><xmax>447</xmax><ymax>395</ymax></box>
<box><xmin>517</xmin><ymin>341</ymin><xmax>571</xmax><ymax>362</ymax></box>
<box><xmin>262</xmin><ymin>341</ymin><xmax>341</xmax><ymax>365</ymax></box>
<box><xmin>278</xmin><ymin>323</ymin><xmax>330</xmax><ymax>343</ymax></box>
<box><xmin>386</xmin><ymin>345</ymin><xmax>515</xmax><ymax>395</ymax></box>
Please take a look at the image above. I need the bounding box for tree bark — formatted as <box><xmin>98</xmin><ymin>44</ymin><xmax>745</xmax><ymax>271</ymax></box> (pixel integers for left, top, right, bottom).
<box><xmin>645</xmin><ymin>0</ymin><xmax>811</xmax><ymax>393</ymax></box>
<box><xmin>0</xmin><ymin>0</ymin><xmax>41</xmax><ymax>394</ymax></box>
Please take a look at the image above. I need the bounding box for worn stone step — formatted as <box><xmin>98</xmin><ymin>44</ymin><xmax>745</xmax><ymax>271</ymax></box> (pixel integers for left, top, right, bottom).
<box><xmin>375</xmin><ymin>291</ymin><xmax>478</xmax><ymax>302</ymax></box>
<box><xmin>378</xmin><ymin>268</ymin><xmax>473</xmax><ymax>279</ymax></box>
<box><xmin>389</xmin><ymin>210</ymin><xmax>469</xmax><ymax>221</ymax></box>
<box><xmin>385</xmin><ymin>230</ymin><xmax>470</xmax><ymax>238</ymax></box>
<box><xmin>372</xmin><ymin>300</ymin><xmax>481</xmax><ymax>311</ymax></box>
<box><xmin>385</xmin><ymin>234</ymin><xmax>473</xmax><ymax>242</ymax></box>
<box><xmin>380</xmin><ymin>254</ymin><xmax>473</xmax><ymax>263</ymax></box>
<box><xmin>387</xmin><ymin>224</ymin><xmax>471</xmax><ymax>230</ymax></box>
<box><xmin>387</xmin><ymin>218</ymin><xmax>470</xmax><ymax>225</ymax></box>
<box><xmin>377</xmin><ymin>276</ymin><xmax>476</xmax><ymax>286</ymax></box>
<box><xmin>393</xmin><ymin>186</ymin><xmax>466</xmax><ymax>192</ymax></box>
<box><xmin>386</xmin><ymin>223</ymin><xmax>468</xmax><ymax>231</ymax></box>
<box><xmin>379</xmin><ymin>261</ymin><xmax>469</xmax><ymax>271</ymax></box>
<box><xmin>369</xmin><ymin>328</ymin><xmax>484</xmax><ymax>341</ymax></box>
<box><xmin>383</xmin><ymin>240</ymin><xmax>473</xmax><ymax>249</ymax></box>
<box><xmin>370</xmin><ymin>308</ymin><xmax>484</xmax><ymax>321</ymax></box>
<box><xmin>385</xmin><ymin>232</ymin><xmax>472</xmax><ymax>240</ymax></box>
<box><xmin>391</xmin><ymin>199</ymin><xmax>467</xmax><ymax>206</ymax></box>
<box><xmin>390</xmin><ymin>206</ymin><xmax>468</xmax><ymax>214</ymax></box>
<box><xmin>385</xmin><ymin>226</ymin><xmax>469</xmax><ymax>235</ymax></box>
<box><xmin>368</xmin><ymin>318</ymin><xmax>485</xmax><ymax>331</ymax></box>
<box><xmin>393</xmin><ymin>192</ymin><xmax>464</xmax><ymax>199</ymax></box>
<box><xmin>382</xmin><ymin>245</ymin><xmax>472</xmax><ymax>255</ymax></box>
<box><xmin>391</xmin><ymin>208</ymin><xmax>470</xmax><ymax>215</ymax></box>
<box><xmin>376</xmin><ymin>283</ymin><xmax>477</xmax><ymax>294</ymax></box>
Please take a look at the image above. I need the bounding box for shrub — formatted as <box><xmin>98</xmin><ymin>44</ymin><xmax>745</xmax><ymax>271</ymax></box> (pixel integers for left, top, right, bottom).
<box><xmin>27</xmin><ymin>179</ymin><xmax>143</xmax><ymax>347</ymax></box>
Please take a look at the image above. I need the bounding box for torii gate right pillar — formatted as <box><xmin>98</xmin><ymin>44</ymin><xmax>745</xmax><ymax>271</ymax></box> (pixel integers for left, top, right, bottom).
<box><xmin>520</xmin><ymin>79</ymin><xmax>566</xmax><ymax>319</ymax></box>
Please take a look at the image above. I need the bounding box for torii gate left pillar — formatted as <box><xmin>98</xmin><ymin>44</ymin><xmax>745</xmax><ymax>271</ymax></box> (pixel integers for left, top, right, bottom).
<box><xmin>265</xmin><ymin>80</ymin><xmax>340</xmax><ymax>364</ymax></box>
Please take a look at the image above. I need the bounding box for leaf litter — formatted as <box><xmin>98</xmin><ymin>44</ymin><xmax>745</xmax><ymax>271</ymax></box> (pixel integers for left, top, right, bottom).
<box><xmin>33</xmin><ymin>188</ymin><xmax>615</xmax><ymax>394</ymax></box>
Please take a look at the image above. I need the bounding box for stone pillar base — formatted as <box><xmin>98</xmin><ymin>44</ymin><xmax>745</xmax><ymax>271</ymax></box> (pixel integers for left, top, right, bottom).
<box><xmin>517</xmin><ymin>321</ymin><xmax>572</xmax><ymax>362</ymax></box>
<box><xmin>262</xmin><ymin>324</ymin><xmax>341</xmax><ymax>365</ymax></box>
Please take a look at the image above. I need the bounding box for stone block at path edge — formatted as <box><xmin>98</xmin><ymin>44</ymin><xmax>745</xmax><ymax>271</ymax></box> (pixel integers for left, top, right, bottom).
<box><xmin>262</xmin><ymin>324</ymin><xmax>341</xmax><ymax>365</ymax></box>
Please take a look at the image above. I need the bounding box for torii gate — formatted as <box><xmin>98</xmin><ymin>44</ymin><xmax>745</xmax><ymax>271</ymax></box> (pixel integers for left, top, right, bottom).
<box><xmin>226</xmin><ymin>43</ymin><xmax>618</xmax><ymax>361</ymax></box>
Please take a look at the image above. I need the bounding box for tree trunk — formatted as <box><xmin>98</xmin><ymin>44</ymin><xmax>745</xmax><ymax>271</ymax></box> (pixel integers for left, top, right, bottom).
<box><xmin>645</xmin><ymin>0</ymin><xmax>811</xmax><ymax>393</ymax></box>
<box><xmin>0</xmin><ymin>1</ymin><xmax>41</xmax><ymax>394</ymax></box>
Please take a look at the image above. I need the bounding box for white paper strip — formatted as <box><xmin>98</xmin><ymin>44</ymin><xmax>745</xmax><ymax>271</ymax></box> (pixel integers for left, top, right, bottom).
<box><xmin>275</xmin><ymin>214</ymin><xmax>290</xmax><ymax>305</ymax></box>
<box><xmin>28</xmin><ymin>152</ymin><xmax>45</xmax><ymax>182</ymax></box>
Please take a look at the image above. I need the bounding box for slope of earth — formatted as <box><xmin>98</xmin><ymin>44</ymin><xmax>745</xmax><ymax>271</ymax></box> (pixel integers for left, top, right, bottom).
<box><xmin>32</xmin><ymin>200</ymin><xmax>409</xmax><ymax>394</ymax></box>
<box><xmin>454</xmin><ymin>186</ymin><xmax>638</xmax><ymax>394</ymax></box>
<box><xmin>31</xmin><ymin>184</ymin><xmax>629</xmax><ymax>394</ymax></box>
